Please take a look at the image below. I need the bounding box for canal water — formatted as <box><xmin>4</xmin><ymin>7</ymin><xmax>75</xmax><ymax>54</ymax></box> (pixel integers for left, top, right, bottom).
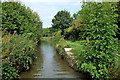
<box><xmin>20</xmin><ymin>41</ymin><xmax>86</xmax><ymax>79</ymax></box>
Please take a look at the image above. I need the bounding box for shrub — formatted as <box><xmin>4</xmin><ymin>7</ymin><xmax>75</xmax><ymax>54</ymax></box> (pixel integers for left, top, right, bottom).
<box><xmin>75</xmin><ymin>2</ymin><xmax>119</xmax><ymax>79</ymax></box>
<box><xmin>2</xmin><ymin>32</ymin><xmax>36</xmax><ymax>79</ymax></box>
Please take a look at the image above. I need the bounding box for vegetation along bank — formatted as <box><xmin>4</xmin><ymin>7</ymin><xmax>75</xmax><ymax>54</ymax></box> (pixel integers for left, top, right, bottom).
<box><xmin>43</xmin><ymin>2</ymin><xmax>120</xmax><ymax>80</ymax></box>
<box><xmin>1</xmin><ymin>1</ymin><xmax>42</xmax><ymax>79</ymax></box>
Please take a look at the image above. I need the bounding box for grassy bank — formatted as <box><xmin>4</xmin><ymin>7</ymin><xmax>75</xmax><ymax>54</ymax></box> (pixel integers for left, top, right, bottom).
<box><xmin>57</xmin><ymin>40</ymin><xmax>85</xmax><ymax>55</ymax></box>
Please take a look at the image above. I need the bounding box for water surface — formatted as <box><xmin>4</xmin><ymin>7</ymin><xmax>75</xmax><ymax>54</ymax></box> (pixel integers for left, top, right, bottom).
<box><xmin>20</xmin><ymin>41</ymin><xmax>86</xmax><ymax>79</ymax></box>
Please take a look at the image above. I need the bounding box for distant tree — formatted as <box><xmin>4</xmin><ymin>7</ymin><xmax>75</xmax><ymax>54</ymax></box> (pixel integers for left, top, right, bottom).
<box><xmin>42</xmin><ymin>28</ymin><xmax>51</xmax><ymax>37</ymax></box>
<box><xmin>52</xmin><ymin>10</ymin><xmax>73</xmax><ymax>35</ymax></box>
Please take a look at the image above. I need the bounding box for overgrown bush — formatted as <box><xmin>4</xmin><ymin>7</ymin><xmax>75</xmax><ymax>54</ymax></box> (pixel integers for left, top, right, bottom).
<box><xmin>75</xmin><ymin>2</ymin><xmax>119</xmax><ymax>79</ymax></box>
<box><xmin>2</xmin><ymin>31</ymin><xmax>36</xmax><ymax>80</ymax></box>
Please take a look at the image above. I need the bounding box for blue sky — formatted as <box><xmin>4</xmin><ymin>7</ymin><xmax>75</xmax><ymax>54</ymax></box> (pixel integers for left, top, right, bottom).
<box><xmin>20</xmin><ymin>0</ymin><xmax>83</xmax><ymax>28</ymax></box>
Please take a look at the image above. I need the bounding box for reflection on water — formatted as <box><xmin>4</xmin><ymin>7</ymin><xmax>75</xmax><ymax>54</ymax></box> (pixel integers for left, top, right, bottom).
<box><xmin>20</xmin><ymin>41</ymin><xmax>86</xmax><ymax>79</ymax></box>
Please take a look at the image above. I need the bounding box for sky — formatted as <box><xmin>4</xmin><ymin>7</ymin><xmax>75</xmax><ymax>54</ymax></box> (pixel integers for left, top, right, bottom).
<box><xmin>20</xmin><ymin>0</ymin><xmax>83</xmax><ymax>28</ymax></box>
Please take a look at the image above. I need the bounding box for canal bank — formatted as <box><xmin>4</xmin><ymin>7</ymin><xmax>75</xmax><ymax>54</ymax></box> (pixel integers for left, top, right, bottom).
<box><xmin>56</xmin><ymin>45</ymin><xmax>78</xmax><ymax>71</ymax></box>
<box><xmin>20</xmin><ymin>41</ymin><xmax>87</xmax><ymax>79</ymax></box>
<box><xmin>55</xmin><ymin>44</ymin><xmax>93</xmax><ymax>80</ymax></box>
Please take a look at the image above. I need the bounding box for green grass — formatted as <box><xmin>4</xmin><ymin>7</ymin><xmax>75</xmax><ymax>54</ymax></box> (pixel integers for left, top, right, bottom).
<box><xmin>58</xmin><ymin>39</ymin><xmax>120</xmax><ymax>55</ymax></box>
<box><xmin>57</xmin><ymin>40</ymin><xmax>86</xmax><ymax>55</ymax></box>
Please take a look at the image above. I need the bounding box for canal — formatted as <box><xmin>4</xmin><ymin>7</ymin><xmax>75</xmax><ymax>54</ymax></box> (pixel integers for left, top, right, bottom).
<box><xmin>20</xmin><ymin>41</ymin><xmax>86</xmax><ymax>79</ymax></box>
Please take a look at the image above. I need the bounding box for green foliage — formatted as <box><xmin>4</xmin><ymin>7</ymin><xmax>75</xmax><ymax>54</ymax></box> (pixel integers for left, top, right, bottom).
<box><xmin>56</xmin><ymin>44</ymin><xmax>65</xmax><ymax>55</ymax></box>
<box><xmin>116</xmin><ymin>41</ymin><xmax>120</xmax><ymax>78</ymax></box>
<box><xmin>2</xmin><ymin>60</ymin><xmax>19</xmax><ymax>80</ymax></box>
<box><xmin>116</xmin><ymin>1</ymin><xmax>120</xmax><ymax>39</ymax></box>
<box><xmin>2</xmin><ymin>1</ymin><xmax>42</xmax><ymax>41</ymax></box>
<box><xmin>64</xmin><ymin>18</ymin><xmax>83</xmax><ymax>41</ymax></box>
<box><xmin>114</xmin><ymin>55</ymin><xmax>120</xmax><ymax>78</ymax></box>
<box><xmin>1</xmin><ymin>1</ymin><xmax>42</xmax><ymax>80</ymax></box>
<box><xmin>0</xmin><ymin>1</ymin><xmax>1</xmax><ymax>28</ymax></box>
<box><xmin>42</xmin><ymin>28</ymin><xmax>52</xmax><ymax>37</ymax></box>
<box><xmin>52</xmin><ymin>10</ymin><xmax>73</xmax><ymax>35</ymax></box>
<box><xmin>74</xmin><ymin>2</ymin><xmax>119</xmax><ymax>79</ymax></box>
<box><xmin>53</xmin><ymin>30</ymin><xmax>63</xmax><ymax>44</ymax></box>
<box><xmin>2</xmin><ymin>32</ymin><xmax>36</xmax><ymax>80</ymax></box>
<box><xmin>1</xmin><ymin>1</ymin><xmax>42</xmax><ymax>79</ymax></box>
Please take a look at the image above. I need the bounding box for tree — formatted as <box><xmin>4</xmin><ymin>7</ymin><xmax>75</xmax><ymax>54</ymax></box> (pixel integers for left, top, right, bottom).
<box><xmin>2</xmin><ymin>1</ymin><xmax>42</xmax><ymax>41</ymax></box>
<box><xmin>52</xmin><ymin>10</ymin><xmax>73</xmax><ymax>35</ymax></box>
